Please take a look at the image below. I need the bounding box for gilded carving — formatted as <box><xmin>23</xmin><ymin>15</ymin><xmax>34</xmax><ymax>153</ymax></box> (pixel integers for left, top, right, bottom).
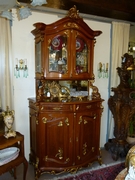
<box><xmin>66</xmin><ymin>5</ymin><xmax>81</xmax><ymax>19</ymax></box>
<box><xmin>42</xmin><ymin>117</ymin><xmax>47</xmax><ymax>124</ymax></box>
<box><xmin>55</xmin><ymin>148</ymin><xmax>63</xmax><ymax>159</ymax></box>
<box><xmin>64</xmin><ymin>22</ymin><xmax>79</xmax><ymax>29</ymax></box>
<box><xmin>64</xmin><ymin>30</ymin><xmax>70</xmax><ymax>37</ymax></box>
<box><xmin>83</xmin><ymin>143</ymin><xmax>87</xmax><ymax>155</ymax></box>
<box><xmin>58</xmin><ymin>121</ymin><xmax>63</xmax><ymax>126</ymax></box>
<box><xmin>78</xmin><ymin>116</ymin><xmax>82</xmax><ymax>124</ymax></box>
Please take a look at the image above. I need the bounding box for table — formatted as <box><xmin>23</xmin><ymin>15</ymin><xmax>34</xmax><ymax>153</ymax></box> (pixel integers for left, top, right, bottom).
<box><xmin>0</xmin><ymin>111</ymin><xmax>4</xmax><ymax>134</ymax></box>
<box><xmin>0</xmin><ymin>132</ymin><xmax>28</xmax><ymax>180</ymax></box>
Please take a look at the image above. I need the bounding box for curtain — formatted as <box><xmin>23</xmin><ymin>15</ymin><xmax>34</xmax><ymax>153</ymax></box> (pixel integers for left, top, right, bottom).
<box><xmin>107</xmin><ymin>22</ymin><xmax>130</xmax><ymax>139</ymax></box>
<box><xmin>0</xmin><ymin>18</ymin><xmax>13</xmax><ymax>111</ymax></box>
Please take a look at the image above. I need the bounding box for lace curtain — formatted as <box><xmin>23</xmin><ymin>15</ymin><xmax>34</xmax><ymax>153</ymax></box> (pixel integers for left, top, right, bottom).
<box><xmin>107</xmin><ymin>22</ymin><xmax>130</xmax><ymax>139</ymax></box>
<box><xmin>0</xmin><ymin>18</ymin><xmax>13</xmax><ymax>111</ymax></box>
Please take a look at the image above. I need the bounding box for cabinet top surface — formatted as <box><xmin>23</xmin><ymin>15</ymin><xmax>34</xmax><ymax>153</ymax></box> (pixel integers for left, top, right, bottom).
<box><xmin>0</xmin><ymin>132</ymin><xmax>24</xmax><ymax>149</ymax></box>
<box><xmin>28</xmin><ymin>97</ymin><xmax>104</xmax><ymax>103</ymax></box>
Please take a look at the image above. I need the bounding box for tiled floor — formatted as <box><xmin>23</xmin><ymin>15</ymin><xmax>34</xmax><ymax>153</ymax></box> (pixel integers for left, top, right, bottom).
<box><xmin>0</xmin><ymin>148</ymin><xmax>125</xmax><ymax>180</ymax></box>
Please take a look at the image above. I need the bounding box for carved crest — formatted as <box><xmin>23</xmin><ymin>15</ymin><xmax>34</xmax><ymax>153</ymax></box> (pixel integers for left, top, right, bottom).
<box><xmin>67</xmin><ymin>5</ymin><xmax>81</xmax><ymax>19</ymax></box>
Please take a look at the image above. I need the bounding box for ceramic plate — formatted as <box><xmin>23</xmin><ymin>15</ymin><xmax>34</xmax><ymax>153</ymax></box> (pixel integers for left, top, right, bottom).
<box><xmin>0</xmin><ymin>147</ymin><xmax>20</xmax><ymax>166</ymax></box>
<box><xmin>76</xmin><ymin>38</ymin><xmax>85</xmax><ymax>52</ymax></box>
<box><xmin>51</xmin><ymin>36</ymin><xmax>62</xmax><ymax>50</ymax></box>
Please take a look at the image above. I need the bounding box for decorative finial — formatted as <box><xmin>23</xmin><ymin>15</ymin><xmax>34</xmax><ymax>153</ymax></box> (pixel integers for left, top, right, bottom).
<box><xmin>67</xmin><ymin>5</ymin><xmax>81</xmax><ymax>19</ymax></box>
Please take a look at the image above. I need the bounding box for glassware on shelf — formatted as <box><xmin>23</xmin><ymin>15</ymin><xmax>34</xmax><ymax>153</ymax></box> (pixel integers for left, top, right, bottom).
<box><xmin>76</xmin><ymin>37</ymin><xmax>88</xmax><ymax>74</ymax></box>
<box><xmin>49</xmin><ymin>35</ymin><xmax>68</xmax><ymax>74</ymax></box>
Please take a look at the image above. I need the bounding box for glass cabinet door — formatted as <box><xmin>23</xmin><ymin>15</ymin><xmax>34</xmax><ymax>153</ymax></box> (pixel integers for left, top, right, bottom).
<box><xmin>75</xmin><ymin>37</ymin><xmax>88</xmax><ymax>74</ymax></box>
<box><xmin>49</xmin><ymin>35</ymin><xmax>68</xmax><ymax>74</ymax></box>
<box><xmin>35</xmin><ymin>42</ymin><xmax>41</xmax><ymax>73</ymax></box>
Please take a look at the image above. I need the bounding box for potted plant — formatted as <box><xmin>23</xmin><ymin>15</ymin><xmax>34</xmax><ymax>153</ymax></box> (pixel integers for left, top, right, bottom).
<box><xmin>127</xmin><ymin>115</ymin><xmax>135</xmax><ymax>145</ymax></box>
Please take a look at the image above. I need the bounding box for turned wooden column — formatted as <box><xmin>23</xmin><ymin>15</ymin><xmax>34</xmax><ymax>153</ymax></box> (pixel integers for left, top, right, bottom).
<box><xmin>105</xmin><ymin>53</ymin><xmax>135</xmax><ymax>160</ymax></box>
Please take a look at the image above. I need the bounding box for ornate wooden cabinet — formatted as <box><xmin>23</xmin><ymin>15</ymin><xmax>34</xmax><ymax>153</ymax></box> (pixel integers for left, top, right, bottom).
<box><xmin>29</xmin><ymin>6</ymin><xmax>103</xmax><ymax>179</ymax></box>
<box><xmin>105</xmin><ymin>53</ymin><xmax>135</xmax><ymax>160</ymax></box>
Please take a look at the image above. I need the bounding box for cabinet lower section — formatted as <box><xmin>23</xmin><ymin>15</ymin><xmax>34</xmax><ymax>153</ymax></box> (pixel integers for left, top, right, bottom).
<box><xmin>29</xmin><ymin>98</ymin><xmax>103</xmax><ymax>179</ymax></box>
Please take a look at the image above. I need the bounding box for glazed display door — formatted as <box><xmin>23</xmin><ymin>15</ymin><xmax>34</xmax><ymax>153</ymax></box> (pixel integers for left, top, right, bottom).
<box><xmin>44</xmin><ymin>31</ymin><xmax>71</xmax><ymax>79</ymax></box>
<box><xmin>40</xmin><ymin>112</ymin><xmax>74</xmax><ymax>168</ymax></box>
<box><xmin>71</xmin><ymin>31</ymin><xmax>93</xmax><ymax>79</ymax></box>
<box><xmin>44</xmin><ymin>31</ymin><xmax>93</xmax><ymax>80</ymax></box>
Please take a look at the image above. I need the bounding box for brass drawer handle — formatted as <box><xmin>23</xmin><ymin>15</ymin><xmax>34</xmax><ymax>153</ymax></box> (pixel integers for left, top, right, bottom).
<box><xmin>93</xmin><ymin>114</ymin><xmax>96</xmax><ymax>119</ymax></box>
<box><xmin>65</xmin><ymin>118</ymin><xmax>69</xmax><ymax>126</ymax></box>
<box><xmin>41</xmin><ymin>106</ymin><xmax>44</xmax><ymax>110</ymax></box>
<box><xmin>86</xmin><ymin>105</ymin><xmax>91</xmax><ymax>109</ymax></box>
<box><xmin>36</xmin><ymin>119</ymin><xmax>39</xmax><ymax>125</ymax></box>
<box><xmin>66</xmin><ymin>158</ymin><xmax>70</xmax><ymax>162</ymax></box>
<box><xmin>76</xmin><ymin>105</ymin><xmax>79</xmax><ymax>110</ymax></box>
<box><xmin>77</xmin><ymin>156</ymin><xmax>80</xmax><ymax>160</ymax></box>
<box><xmin>92</xmin><ymin>147</ymin><xmax>95</xmax><ymax>152</ymax></box>
<box><xmin>53</xmin><ymin>107</ymin><xmax>61</xmax><ymax>111</ymax></box>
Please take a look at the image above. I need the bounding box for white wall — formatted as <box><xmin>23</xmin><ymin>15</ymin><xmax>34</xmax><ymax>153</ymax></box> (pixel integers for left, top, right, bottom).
<box><xmin>85</xmin><ymin>20</ymin><xmax>111</xmax><ymax>146</ymax></box>
<box><xmin>12</xmin><ymin>9</ymin><xmax>111</xmax><ymax>160</ymax></box>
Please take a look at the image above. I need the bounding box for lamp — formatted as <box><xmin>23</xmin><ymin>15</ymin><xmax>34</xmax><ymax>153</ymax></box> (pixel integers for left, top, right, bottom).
<box><xmin>0</xmin><ymin>0</ymin><xmax>47</xmax><ymax>21</ymax></box>
<box><xmin>18</xmin><ymin>6</ymin><xmax>32</xmax><ymax>20</ymax></box>
<box><xmin>98</xmin><ymin>62</ymin><xmax>109</xmax><ymax>78</ymax></box>
<box><xmin>14</xmin><ymin>58</ymin><xmax>28</xmax><ymax>78</ymax></box>
<box><xmin>1</xmin><ymin>10</ymin><xmax>13</xmax><ymax>20</ymax></box>
<box><xmin>128</xmin><ymin>42</ymin><xmax>135</xmax><ymax>54</ymax></box>
<box><xmin>31</xmin><ymin>0</ymin><xmax>47</xmax><ymax>6</ymax></box>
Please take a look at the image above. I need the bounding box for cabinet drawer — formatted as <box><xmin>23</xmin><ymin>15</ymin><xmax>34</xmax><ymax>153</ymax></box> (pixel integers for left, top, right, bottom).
<box><xmin>40</xmin><ymin>104</ymin><xmax>73</xmax><ymax>112</ymax></box>
<box><xmin>75</xmin><ymin>102</ymin><xmax>100</xmax><ymax>111</ymax></box>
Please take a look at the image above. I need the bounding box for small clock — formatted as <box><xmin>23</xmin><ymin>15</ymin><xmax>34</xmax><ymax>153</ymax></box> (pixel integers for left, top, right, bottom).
<box><xmin>50</xmin><ymin>81</ymin><xmax>60</xmax><ymax>97</ymax></box>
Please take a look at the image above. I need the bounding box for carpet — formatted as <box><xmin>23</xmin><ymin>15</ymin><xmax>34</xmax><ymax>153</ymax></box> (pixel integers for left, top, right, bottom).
<box><xmin>56</xmin><ymin>162</ymin><xmax>125</xmax><ymax>180</ymax></box>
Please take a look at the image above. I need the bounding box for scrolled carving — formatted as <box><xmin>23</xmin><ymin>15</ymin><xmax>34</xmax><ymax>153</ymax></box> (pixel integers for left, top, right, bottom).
<box><xmin>64</xmin><ymin>22</ymin><xmax>79</xmax><ymax>29</ymax></box>
<box><xmin>105</xmin><ymin>53</ymin><xmax>135</xmax><ymax>160</ymax></box>
<box><xmin>89</xmin><ymin>79</ymin><xmax>101</xmax><ymax>99</ymax></box>
<box><xmin>117</xmin><ymin>53</ymin><xmax>133</xmax><ymax>89</ymax></box>
<box><xmin>108</xmin><ymin>89</ymin><xmax>135</xmax><ymax>140</ymax></box>
<box><xmin>67</xmin><ymin>5</ymin><xmax>81</xmax><ymax>19</ymax></box>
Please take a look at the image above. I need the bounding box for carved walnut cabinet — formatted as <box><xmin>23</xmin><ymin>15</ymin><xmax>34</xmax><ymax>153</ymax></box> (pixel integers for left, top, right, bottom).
<box><xmin>28</xmin><ymin>6</ymin><xmax>103</xmax><ymax>179</ymax></box>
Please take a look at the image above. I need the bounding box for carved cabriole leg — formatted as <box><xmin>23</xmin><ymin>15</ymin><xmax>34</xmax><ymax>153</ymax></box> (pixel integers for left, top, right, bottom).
<box><xmin>23</xmin><ymin>158</ymin><xmax>28</xmax><ymax>180</ymax></box>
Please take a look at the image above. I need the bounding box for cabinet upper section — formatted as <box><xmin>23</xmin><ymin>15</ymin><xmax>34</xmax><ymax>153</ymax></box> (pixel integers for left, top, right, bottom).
<box><xmin>31</xmin><ymin>5</ymin><xmax>102</xmax><ymax>80</ymax></box>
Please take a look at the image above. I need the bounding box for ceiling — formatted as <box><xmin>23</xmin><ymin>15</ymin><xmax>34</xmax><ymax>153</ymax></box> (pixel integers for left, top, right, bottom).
<box><xmin>2</xmin><ymin>0</ymin><xmax>135</xmax><ymax>43</ymax></box>
<box><xmin>19</xmin><ymin>0</ymin><xmax>135</xmax><ymax>23</ymax></box>
<box><xmin>19</xmin><ymin>0</ymin><xmax>135</xmax><ymax>43</ymax></box>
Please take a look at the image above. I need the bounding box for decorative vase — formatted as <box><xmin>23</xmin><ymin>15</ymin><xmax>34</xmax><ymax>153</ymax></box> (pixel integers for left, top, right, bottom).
<box><xmin>2</xmin><ymin>106</ymin><xmax>16</xmax><ymax>138</ymax></box>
